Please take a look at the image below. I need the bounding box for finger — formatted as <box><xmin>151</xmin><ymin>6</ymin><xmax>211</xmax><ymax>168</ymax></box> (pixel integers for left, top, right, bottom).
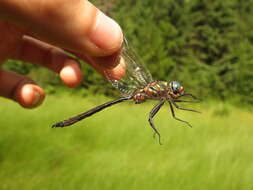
<box><xmin>79</xmin><ymin>53</ymin><xmax>126</xmax><ymax>81</ymax></box>
<box><xmin>0</xmin><ymin>0</ymin><xmax>123</xmax><ymax>57</ymax></box>
<box><xmin>0</xmin><ymin>69</ymin><xmax>45</xmax><ymax>108</ymax></box>
<box><xmin>15</xmin><ymin>36</ymin><xmax>83</xmax><ymax>88</ymax></box>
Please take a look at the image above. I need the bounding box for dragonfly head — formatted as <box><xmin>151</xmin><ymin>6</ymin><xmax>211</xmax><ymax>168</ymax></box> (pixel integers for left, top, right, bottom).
<box><xmin>169</xmin><ymin>81</ymin><xmax>184</xmax><ymax>99</ymax></box>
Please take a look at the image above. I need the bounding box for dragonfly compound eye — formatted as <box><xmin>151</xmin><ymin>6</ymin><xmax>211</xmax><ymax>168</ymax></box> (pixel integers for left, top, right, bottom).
<box><xmin>171</xmin><ymin>81</ymin><xmax>182</xmax><ymax>94</ymax></box>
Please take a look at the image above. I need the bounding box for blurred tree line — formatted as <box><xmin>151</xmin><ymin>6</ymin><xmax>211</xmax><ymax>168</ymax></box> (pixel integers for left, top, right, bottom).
<box><xmin>3</xmin><ymin>0</ymin><xmax>253</xmax><ymax>104</ymax></box>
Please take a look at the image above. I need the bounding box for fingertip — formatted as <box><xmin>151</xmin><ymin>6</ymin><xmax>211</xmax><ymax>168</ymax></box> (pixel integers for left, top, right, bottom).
<box><xmin>59</xmin><ymin>60</ymin><xmax>83</xmax><ymax>88</ymax></box>
<box><xmin>15</xmin><ymin>84</ymin><xmax>45</xmax><ymax>109</ymax></box>
<box><xmin>88</xmin><ymin>11</ymin><xmax>123</xmax><ymax>54</ymax></box>
<box><xmin>103</xmin><ymin>58</ymin><xmax>126</xmax><ymax>81</ymax></box>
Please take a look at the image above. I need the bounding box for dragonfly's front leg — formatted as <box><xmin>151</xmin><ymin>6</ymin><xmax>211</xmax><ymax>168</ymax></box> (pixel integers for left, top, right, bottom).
<box><xmin>170</xmin><ymin>99</ymin><xmax>201</xmax><ymax>113</ymax></box>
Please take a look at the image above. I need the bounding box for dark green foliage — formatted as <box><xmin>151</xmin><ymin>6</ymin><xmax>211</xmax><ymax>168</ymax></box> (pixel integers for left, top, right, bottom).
<box><xmin>3</xmin><ymin>0</ymin><xmax>253</xmax><ymax>104</ymax></box>
<box><xmin>112</xmin><ymin>0</ymin><xmax>253</xmax><ymax>103</ymax></box>
<box><xmin>3</xmin><ymin>59</ymin><xmax>34</xmax><ymax>75</ymax></box>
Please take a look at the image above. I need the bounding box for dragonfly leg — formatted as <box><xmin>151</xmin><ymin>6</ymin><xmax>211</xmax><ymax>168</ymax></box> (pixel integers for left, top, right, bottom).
<box><xmin>182</xmin><ymin>93</ymin><xmax>202</xmax><ymax>101</ymax></box>
<box><xmin>170</xmin><ymin>100</ymin><xmax>201</xmax><ymax>113</ymax></box>
<box><xmin>174</xmin><ymin>99</ymin><xmax>200</xmax><ymax>103</ymax></box>
<box><xmin>168</xmin><ymin>102</ymin><xmax>192</xmax><ymax>128</ymax></box>
<box><xmin>148</xmin><ymin>100</ymin><xmax>165</xmax><ymax>145</ymax></box>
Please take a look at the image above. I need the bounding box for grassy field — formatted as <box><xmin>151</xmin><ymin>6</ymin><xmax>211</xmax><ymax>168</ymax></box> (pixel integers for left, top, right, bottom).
<box><xmin>0</xmin><ymin>94</ymin><xmax>252</xmax><ymax>190</ymax></box>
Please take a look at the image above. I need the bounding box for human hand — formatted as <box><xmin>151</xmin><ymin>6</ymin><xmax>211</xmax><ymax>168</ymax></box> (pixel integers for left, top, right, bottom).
<box><xmin>0</xmin><ymin>0</ymin><xmax>125</xmax><ymax>108</ymax></box>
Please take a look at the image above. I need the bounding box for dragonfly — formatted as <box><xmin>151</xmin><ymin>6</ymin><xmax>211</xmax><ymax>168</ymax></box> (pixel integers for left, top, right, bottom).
<box><xmin>52</xmin><ymin>39</ymin><xmax>201</xmax><ymax>144</ymax></box>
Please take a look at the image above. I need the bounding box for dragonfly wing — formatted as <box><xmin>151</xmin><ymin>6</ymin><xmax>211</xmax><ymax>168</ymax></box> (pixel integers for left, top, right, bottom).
<box><xmin>106</xmin><ymin>38</ymin><xmax>154</xmax><ymax>96</ymax></box>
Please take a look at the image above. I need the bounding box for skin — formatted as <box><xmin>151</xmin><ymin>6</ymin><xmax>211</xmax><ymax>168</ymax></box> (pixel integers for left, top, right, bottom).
<box><xmin>0</xmin><ymin>0</ymin><xmax>125</xmax><ymax>108</ymax></box>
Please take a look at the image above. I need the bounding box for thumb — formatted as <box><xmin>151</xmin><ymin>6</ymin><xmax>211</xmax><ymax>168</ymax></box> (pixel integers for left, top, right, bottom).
<box><xmin>0</xmin><ymin>0</ymin><xmax>123</xmax><ymax>57</ymax></box>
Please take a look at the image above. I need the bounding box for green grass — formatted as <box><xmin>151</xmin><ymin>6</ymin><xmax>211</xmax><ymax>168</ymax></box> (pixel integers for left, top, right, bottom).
<box><xmin>0</xmin><ymin>94</ymin><xmax>253</xmax><ymax>190</ymax></box>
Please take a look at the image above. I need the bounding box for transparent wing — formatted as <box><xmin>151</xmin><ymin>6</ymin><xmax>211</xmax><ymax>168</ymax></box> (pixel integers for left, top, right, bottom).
<box><xmin>106</xmin><ymin>38</ymin><xmax>153</xmax><ymax>96</ymax></box>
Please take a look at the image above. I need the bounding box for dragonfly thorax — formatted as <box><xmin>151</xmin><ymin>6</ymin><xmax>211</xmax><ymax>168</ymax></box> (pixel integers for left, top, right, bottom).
<box><xmin>144</xmin><ymin>81</ymin><xmax>168</xmax><ymax>97</ymax></box>
<box><xmin>133</xmin><ymin>81</ymin><xmax>169</xmax><ymax>103</ymax></box>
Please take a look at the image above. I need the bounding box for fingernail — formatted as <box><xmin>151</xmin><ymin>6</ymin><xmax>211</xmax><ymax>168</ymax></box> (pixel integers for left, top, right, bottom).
<box><xmin>60</xmin><ymin>60</ymin><xmax>83</xmax><ymax>88</ymax></box>
<box><xmin>89</xmin><ymin>12</ymin><xmax>123</xmax><ymax>50</ymax></box>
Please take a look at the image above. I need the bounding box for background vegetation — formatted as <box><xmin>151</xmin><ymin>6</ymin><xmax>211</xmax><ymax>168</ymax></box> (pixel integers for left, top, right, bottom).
<box><xmin>1</xmin><ymin>95</ymin><xmax>253</xmax><ymax>190</ymax></box>
<box><xmin>3</xmin><ymin>0</ymin><xmax>253</xmax><ymax>104</ymax></box>
<box><xmin>1</xmin><ymin>0</ymin><xmax>253</xmax><ymax>189</ymax></box>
